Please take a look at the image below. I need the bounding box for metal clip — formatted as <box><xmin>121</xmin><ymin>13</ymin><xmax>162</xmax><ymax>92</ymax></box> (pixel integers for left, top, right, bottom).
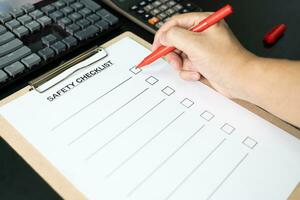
<box><xmin>30</xmin><ymin>47</ymin><xmax>108</xmax><ymax>93</ymax></box>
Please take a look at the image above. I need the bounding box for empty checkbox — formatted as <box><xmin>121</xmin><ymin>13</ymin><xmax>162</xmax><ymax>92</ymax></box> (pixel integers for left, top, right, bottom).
<box><xmin>221</xmin><ymin>123</ymin><xmax>235</xmax><ymax>135</ymax></box>
<box><xmin>146</xmin><ymin>76</ymin><xmax>159</xmax><ymax>85</ymax></box>
<box><xmin>129</xmin><ymin>66</ymin><xmax>142</xmax><ymax>75</ymax></box>
<box><xmin>181</xmin><ymin>98</ymin><xmax>194</xmax><ymax>108</ymax></box>
<box><xmin>200</xmin><ymin>110</ymin><xmax>214</xmax><ymax>121</ymax></box>
<box><xmin>162</xmin><ymin>86</ymin><xmax>175</xmax><ymax>96</ymax></box>
<box><xmin>243</xmin><ymin>137</ymin><xmax>257</xmax><ymax>149</ymax></box>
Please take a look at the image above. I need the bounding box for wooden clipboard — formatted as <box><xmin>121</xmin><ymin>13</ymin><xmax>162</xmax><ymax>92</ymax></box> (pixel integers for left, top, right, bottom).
<box><xmin>0</xmin><ymin>31</ymin><xmax>299</xmax><ymax>199</ymax></box>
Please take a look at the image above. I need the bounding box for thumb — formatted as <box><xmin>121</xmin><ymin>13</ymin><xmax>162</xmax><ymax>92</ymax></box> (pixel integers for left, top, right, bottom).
<box><xmin>159</xmin><ymin>27</ymin><xmax>200</xmax><ymax>54</ymax></box>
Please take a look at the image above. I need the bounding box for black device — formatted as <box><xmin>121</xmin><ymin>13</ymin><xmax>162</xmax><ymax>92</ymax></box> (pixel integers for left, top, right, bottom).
<box><xmin>103</xmin><ymin>0</ymin><xmax>204</xmax><ymax>34</ymax></box>
<box><xmin>0</xmin><ymin>0</ymin><xmax>121</xmax><ymax>93</ymax></box>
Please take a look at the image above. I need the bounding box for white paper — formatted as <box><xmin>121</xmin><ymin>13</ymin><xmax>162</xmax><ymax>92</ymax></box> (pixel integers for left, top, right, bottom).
<box><xmin>1</xmin><ymin>37</ymin><xmax>300</xmax><ymax>200</ymax></box>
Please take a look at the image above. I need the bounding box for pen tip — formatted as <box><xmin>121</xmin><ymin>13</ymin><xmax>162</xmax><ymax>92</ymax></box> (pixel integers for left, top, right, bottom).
<box><xmin>136</xmin><ymin>60</ymin><xmax>146</xmax><ymax>69</ymax></box>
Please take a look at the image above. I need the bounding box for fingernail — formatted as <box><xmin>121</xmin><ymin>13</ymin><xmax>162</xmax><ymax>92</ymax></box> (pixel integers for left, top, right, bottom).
<box><xmin>170</xmin><ymin>60</ymin><xmax>177</xmax><ymax>68</ymax></box>
<box><xmin>191</xmin><ymin>73</ymin><xmax>200</xmax><ymax>81</ymax></box>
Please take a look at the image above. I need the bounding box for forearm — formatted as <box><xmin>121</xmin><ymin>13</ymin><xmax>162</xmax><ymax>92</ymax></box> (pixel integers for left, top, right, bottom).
<box><xmin>237</xmin><ymin>57</ymin><xmax>300</xmax><ymax>127</ymax></box>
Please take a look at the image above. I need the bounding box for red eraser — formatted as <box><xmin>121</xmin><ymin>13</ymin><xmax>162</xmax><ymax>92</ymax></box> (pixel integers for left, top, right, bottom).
<box><xmin>264</xmin><ymin>24</ymin><xmax>287</xmax><ymax>44</ymax></box>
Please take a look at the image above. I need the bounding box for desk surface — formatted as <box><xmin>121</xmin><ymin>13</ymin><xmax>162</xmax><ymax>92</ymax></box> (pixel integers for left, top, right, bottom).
<box><xmin>206</xmin><ymin>0</ymin><xmax>300</xmax><ymax>60</ymax></box>
<box><xmin>1</xmin><ymin>0</ymin><xmax>300</xmax><ymax>199</ymax></box>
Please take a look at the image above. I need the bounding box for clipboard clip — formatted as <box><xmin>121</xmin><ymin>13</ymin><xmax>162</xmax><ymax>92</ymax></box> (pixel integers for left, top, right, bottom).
<box><xmin>29</xmin><ymin>46</ymin><xmax>108</xmax><ymax>93</ymax></box>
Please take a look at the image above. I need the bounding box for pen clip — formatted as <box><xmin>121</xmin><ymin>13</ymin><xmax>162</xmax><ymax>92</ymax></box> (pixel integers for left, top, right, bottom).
<box><xmin>30</xmin><ymin>47</ymin><xmax>108</xmax><ymax>94</ymax></box>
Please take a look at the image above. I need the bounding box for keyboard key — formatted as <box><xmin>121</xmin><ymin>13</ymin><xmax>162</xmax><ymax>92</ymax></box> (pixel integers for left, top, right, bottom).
<box><xmin>53</xmin><ymin>1</ymin><xmax>66</xmax><ymax>9</ymax></box>
<box><xmin>139</xmin><ymin>1</ymin><xmax>147</xmax><ymax>6</ymax></box>
<box><xmin>150</xmin><ymin>8</ymin><xmax>160</xmax><ymax>15</ymax></box>
<box><xmin>61</xmin><ymin>6</ymin><xmax>74</xmax><ymax>16</ymax></box>
<box><xmin>87</xmin><ymin>14</ymin><xmax>100</xmax><ymax>24</ymax></box>
<box><xmin>42</xmin><ymin>34</ymin><xmax>57</xmax><ymax>46</ymax></box>
<box><xmin>152</xmin><ymin>1</ymin><xmax>161</xmax><ymax>7</ymax></box>
<box><xmin>96</xmin><ymin>9</ymin><xmax>119</xmax><ymax>26</ymax></box>
<box><xmin>144</xmin><ymin>5</ymin><xmax>154</xmax><ymax>12</ymax></box>
<box><xmin>41</xmin><ymin>5</ymin><xmax>56</xmax><ymax>15</ymax></box>
<box><xmin>166</xmin><ymin>8</ymin><xmax>176</xmax><ymax>15</ymax></box>
<box><xmin>49</xmin><ymin>10</ymin><xmax>64</xmax><ymax>21</ymax></box>
<box><xmin>155</xmin><ymin>21</ymin><xmax>164</xmax><ymax>28</ymax></box>
<box><xmin>38</xmin><ymin>47</ymin><xmax>55</xmax><ymax>60</ymax></box>
<box><xmin>156</xmin><ymin>20</ymin><xmax>164</xmax><ymax>27</ymax></box>
<box><xmin>0</xmin><ymin>12</ymin><xmax>12</xmax><ymax>23</ymax></box>
<box><xmin>181</xmin><ymin>8</ymin><xmax>189</xmax><ymax>13</ymax></box>
<box><xmin>174</xmin><ymin>4</ymin><xmax>183</xmax><ymax>11</ymax></box>
<box><xmin>13</xmin><ymin>26</ymin><xmax>29</xmax><ymax>38</ymax></box>
<box><xmin>0</xmin><ymin>46</ymin><xmax>31</xmax><ymax>69</ymax></box>
<box><xmin>148</xmin><ymin>16</ymin><xmax>159</xmax><ymax>25</ymax></box>
<box><xmin>69</xmin><ymin>13</ymin><xmax>82</xmax><ymax>22</ymax></box>
<box><xmin>0</xmin><ymin>39</ymin><xmax>23</xmax><ymax>57</ymax></box>
<box><xmin>163</xmin><ymin>17</ymin><xmax>171</xmax><ymax>22</ymax></box>
<box><xmin>66</xmin><ymin>23</ymin><xmax>80</xmax><ymax>34</ymax></box>
<box><xmin>0</xmin><ymin>32</ymin><xmax>15</xmax><ymax>45</ymax></box>
<box><xmin>0</xmin><ymin>25</ymin><xmax>7</xmax><ymax>34</ymax></box>
<box><xmin>21</xmin><ymin>53</ymin><xmax>41</xmax><ymax>68</ymax></box>
<box><xmin>4</xmin><ymin>61</ymin><xmax>26</xmax><ymax>77</ymax></box>
<box><xmin>62</xmin><ymin>36</ymin><xmax>77</xmax><ymax>48</ymax></box>
<box><xmin>51</xmin><ymin>41</ymin><xmax>66</xmax><ymax>54</ymax></box>
<box><xmin>157</xmin><ymin>12</ymin><xmax>167</xmax><ymax>20</ymax></box>
<box><xmin>63</xmin><ymin>0</ymin><xmax>76</xmax><ymax>5</ymax></box>
<box><xmin>10</xmin><ymin>8</ymin><xmax>24</xmax><ymax>18</ymax></box>
<box><xmin>80</xmin><ymin>0</ymin><xmax>101</xmax><ymax>12</ymax></box>
<box><xmin>137</xmin><ymin>9</ymin><xmax>145</xmax><ymax>14</ymax></box>
<box><xmin>29</xmin><ymin>9</ymin><xmax>44</xmax><ymax>19</ymax></box>
<box><xmin>185</xmin><ymin>3</ymin><xmax>193</xmax><ymax>9</ymax></box>
<box><xmin>96</xmin><ymin>9</ymin><xmax>111</xmax><ymax>17</ymax></box>
<box><xmin>130</xmin><ymin>5</ymin><xmax>138</xmax><ymax>11</ymax></box>
<box><xmin>25</xmin><ymin>20</ymin><xmax>41</xmax><ymax>32</ymax></box>
<box><xmin>158</xmin><ymin>4</ymin><xmax>168</xmax><ymax>12</ymax></box>
<box><xmin>17</xmin><ymin>14</ymin><xmax>32</xmax><ymax>25</ymax></box>
<box><xmin>0</xmin><ymin>70</ymin><xmax>8</xmax><ymax>83</ymax></box>
<box><xmin>21</xmin><ymin>3</ymin><xmax>35</xmax><ymax>13</ymax></box>
<box><xmin>74</xmin><ymin>25</ymin><xmax>98</xmax><ymax>40</ymax></box>
<box><xmin>58</xmin><ymin>17</ymin><xmax>72</xmax><ymax>28</ymax></box>
<box><xmin>77</xmin><ymin>19</ymin><xmax>90</xmax><ymax>29</ymax></box>
<box><xmin>79</xmin><ymin>8</ymin><xmax>92</xmax><ymax>17</ymax></box>
<box><xmin>5</xmin><ymin>19</ymin><xmax>21</xmax><ymax>31</ymax></box>
<box><xmin>95</xmin><ymin>20</ymin><xmax>109</xmax><ymax>31</ymax></box>
<box><xmin>167</xmin><ymin>0</ymin><xmax>176</xmax><ymax>7</ymax></box>
<box><xmin>143</xmin><ymin>13</ymin><xmax>152</xmax><ymax>20</ymax></box>
<box><xmin>70</xmin><ymin>2</ymin><xmax>84</xmax><ymax>11</ymax></box>
<box><xmin>37</xmin><ymin>16</ymin><xmax>52</xmax><ymax>27</ymax></box>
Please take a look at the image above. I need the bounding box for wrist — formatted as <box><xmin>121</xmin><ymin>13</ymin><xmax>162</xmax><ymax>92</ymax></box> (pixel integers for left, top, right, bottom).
<box><xmin>233</xmin><ymin>54</ymin><xmax>268</xmax><ymax>104</ymax></box>
<box><xmin>228</xmin><ymin>52</ymin><xmax>262</xmax><ymax>102</ymax></box>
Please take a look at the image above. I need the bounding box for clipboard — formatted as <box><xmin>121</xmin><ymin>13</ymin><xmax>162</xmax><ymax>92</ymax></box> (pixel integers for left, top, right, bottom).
<box><xmin>0</xmin><ymin>31</ymin><xmax>299</xmax><ymax>199</ymax></box>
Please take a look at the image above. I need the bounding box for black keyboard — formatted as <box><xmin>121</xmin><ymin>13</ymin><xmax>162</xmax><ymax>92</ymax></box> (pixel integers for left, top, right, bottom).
<box><xmin>105</xmin><ymin>0</ymin><xmax>203</xmax><ymax>33</ymax></box>
<box><xmin>0</xmin><ymin>0</ymin><xmax>120</xmax><ymax>91</ymax></box>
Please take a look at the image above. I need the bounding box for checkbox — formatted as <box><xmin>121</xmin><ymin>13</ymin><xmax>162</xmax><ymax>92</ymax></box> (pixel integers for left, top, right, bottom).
<box><xmin>243</xmin><ymin>137</ymin><xmax>257</xmax><ymax>149</ymax></box>
<box><xmin>181</xmin><ymin>98</ymin><xmax>194</xmax><ymax>108</ymax></box>
<box><xmin>162</xmin><ymin>86</ymin><xmax>175</xmax><ymax>96</ymax></box>
<box><xmin>146</xmin><ymin>76</ymin><xmax>159</xmax><ymax>85</ymax></box>
<box><xmin>200</xmin><ymin>110</ymin><xmax>214</xmax><ymax>121</ymax></box>
<box><xmin>221</xmin><ymin>123</ymin><xmax>235</xmax><ymax>135</ymax></box>
<box><xmin>129</xmin><ymin>66</ymin><xmax>142</xmax><ymax>75</ymax></box>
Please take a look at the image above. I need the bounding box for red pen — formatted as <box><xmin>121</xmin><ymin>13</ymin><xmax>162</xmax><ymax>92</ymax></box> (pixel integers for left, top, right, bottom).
<box><xmin>136</xmin><ymin>4</ymin><xmax>233</xmax><ymax>68</ymax></box>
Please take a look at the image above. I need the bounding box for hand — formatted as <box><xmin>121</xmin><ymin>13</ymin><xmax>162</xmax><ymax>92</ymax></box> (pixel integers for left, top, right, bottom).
<box><xmin>153</xmin><ymin>12</ymin><xmax>256</xmax><ymax>99</ymax></box>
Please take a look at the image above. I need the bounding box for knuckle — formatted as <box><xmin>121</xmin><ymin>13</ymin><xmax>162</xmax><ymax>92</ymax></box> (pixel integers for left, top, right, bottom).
<box><xmin>166</xmin><ymin>27</ymin><xmax>178</xmax><ymax>37</ymax></box>
<box><xmin>193</xmin><ymin>12</ymin><xmax>211</xmax><ymax>20</ymax></box>
<box><xmin>170</xmin><ymin>14</ymin><xmax>180</xmax><ymax>21</ymax></box>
